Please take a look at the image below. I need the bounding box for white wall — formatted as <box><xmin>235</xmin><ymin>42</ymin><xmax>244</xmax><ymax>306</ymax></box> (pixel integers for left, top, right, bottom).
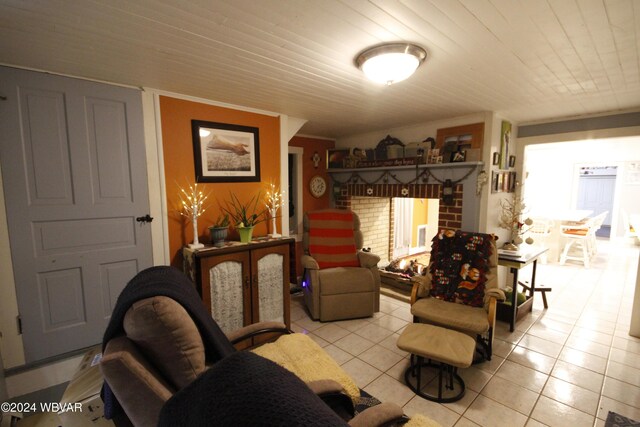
<box><xmin>484</xmin><ymin>113</ymin><xmax>517</xmax><ymax>244</ymax></box>
<box><xmin>335</xmin><ymin>113</ymin><xmax>487</xmax><ymax>150</ymax></box>
<box><xmin>631</xmin><ymin>252</ymin><xmax>640</xmax><ymax>338</ymax></box>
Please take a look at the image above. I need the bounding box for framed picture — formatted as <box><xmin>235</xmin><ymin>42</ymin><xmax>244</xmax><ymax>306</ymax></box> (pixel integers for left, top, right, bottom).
<box><xmin>509</xmin><ymin>155</ymin><xmax>516</xmax><ymax>168</ymax></box>
<box><xmin>509</xmin><ymin>172</ymin><xmax>517</xmax><ymax>192</ymax></box>
<box><xmin>191</xmin><ymin>120</ymin><xmax>260</xmax><ymax>183</ymax></box>
<box><xmin>450</xmin><ymin>149</ymin><xmax>466</xmax><ymax>162</ymax></box>
<box><xmin>327</xmin><ymin>148</ymin><xmax>350</xmax><ymax>169</ymax></box>
<box><xmin>491</xmin><ymin>171</ymin><xmax>516</xmax><ymax>193</ymax></box>
<box><xmin>492</xmin><ymin>152</ymin><xmax>500</xmax><ymax>165</ymax></box>
<box><xmin>441</xmin><ymin>139</ymin><xmax>458</xmax><ymax>163</ymax></box>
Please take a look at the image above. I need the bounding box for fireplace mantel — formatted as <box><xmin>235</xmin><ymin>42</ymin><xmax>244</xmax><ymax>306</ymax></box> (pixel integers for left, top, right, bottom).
<box><xmin>328</xmin><ymin>161</ymin><xmax>485</xmax><ymax>231</ymax></box>
<box><xmin>327</xmin><ymin>161</ymin><xmax>483</xmax><ymax>184</ymax></box>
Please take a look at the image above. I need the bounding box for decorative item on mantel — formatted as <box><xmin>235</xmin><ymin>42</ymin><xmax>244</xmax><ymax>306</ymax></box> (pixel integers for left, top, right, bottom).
<box><xmin>405</xmin><ymin>137</ymin><xmax>435</xmax><ymax>161</ymax></box>
<box><xmin>498</xmin><ymin>182</ymin><xmax>534</xmax><ymax>252</ymax></box>
<box><xmin>264</xmin><ymin>182</ymin><xmax>285</xmax><ymax>238</ymax></box>
<box><xmin>178</xmin><ymin>182</ymin><xmax>211</xmax><ymax>249</ymax></box>
<box><xmin>375</xmin><ymin>134</ymin><xmax>404</xmax><ymax>160</ymax></box>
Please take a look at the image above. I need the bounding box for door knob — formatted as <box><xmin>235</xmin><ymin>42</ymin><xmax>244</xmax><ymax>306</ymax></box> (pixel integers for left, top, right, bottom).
<box><xmin>136</xmin><ymin>214</ymin><xmax>154</xmax><ymax>223</ymax></box>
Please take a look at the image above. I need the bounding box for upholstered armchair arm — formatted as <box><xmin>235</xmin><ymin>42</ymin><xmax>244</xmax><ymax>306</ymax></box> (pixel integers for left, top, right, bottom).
<box><xmin>410</xmin><ymin>274</ymin><xmax>433</xmax><ymax>305</ymax></box>
<box><xmin>307</xmin><ymin>379</ymin><xmax>355</xmax><ymax>420</ymax></box>
<box><xmin>307</xmin><ymin>379</ymin><xmax>344</xmax><ymax>395</ymax></box>
<box><xmin>357</xmin><ymin>250</ymin><xmax>380</xmax><ymax>268</ymax></box>
<box><xmin>226</xmin><ymin>321</ymin><xmax>290</xmax><ymax>345</ymax></box>
<box><xmin>485</xmin><ymin>288</ymin><xmax>506</xmax><ymax>302</ymax></box>
<box><xmin>483</xmin><ymin>287</ymin><xmax>505</xmax><ymax>353</ymax></box>
<box><xmin>100</xmin><ymin>336</ymin><xmax>174</xmax><ymax>427</ymax></box>
<box><xmin>348</xmin><ymin>402</ymin><xmax>406</xmax><ymax>427</ymax></box>
<box><xmin>301</xmin><ymin>254</ymin><xmax>319</xmax><ymax>270</ymax></box>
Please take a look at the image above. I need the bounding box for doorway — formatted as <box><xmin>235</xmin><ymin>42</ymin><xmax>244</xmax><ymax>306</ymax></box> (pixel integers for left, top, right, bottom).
<box><xmin>524</xmin><ymin>137</ymin><xmax>640</xmax><ymax>240</ymax></box>
<box><xmin>576</xmin><ymin>166</ymin><xmax>617</xmax><ymax>238</ymax></box>
<box><xmin>288</xmin><ymin>147</ymin><xmax>303</xmax><ymax>237</ymax></box>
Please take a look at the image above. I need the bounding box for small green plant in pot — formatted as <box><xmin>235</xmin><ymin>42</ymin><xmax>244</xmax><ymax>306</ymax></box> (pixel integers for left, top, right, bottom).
<box><xmin>209</xmin><ymin>213</ymin><xmax>230</xmax><ymax>247</ymax></box>
<box><xmin>222</xmin><ymin>192</ymin><xmax>267</xmax><ymax>243</ymax></box>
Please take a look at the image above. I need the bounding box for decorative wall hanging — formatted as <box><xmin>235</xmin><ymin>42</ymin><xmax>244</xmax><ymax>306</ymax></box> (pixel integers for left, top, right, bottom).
<box><xmin>492</xmin><ymin>152</ymin><xmax>500</xmax><ymax>165</ymax></box>
<box><xmin>191</xmin><ymin>120</ymin><xmax>260</xmax><ymax>183</ymax></box>
<box><xmin>476</xmin><ymin>170</ymin><xmax>488</xmax><ymax>195</ymax></box>
<box><xmin>499</xmin><ymin>121</ymin><xmax>511</xmax><ymax>170</ymax></box>
<box><xmin>312</xmin><ymin>151</ymin><xmax>321</xmax><ymax>168</ymax></box>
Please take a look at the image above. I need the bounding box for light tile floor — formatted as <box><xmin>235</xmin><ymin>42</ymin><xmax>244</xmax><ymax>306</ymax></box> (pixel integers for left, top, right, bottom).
<box><xmin>290</xmin><ymin>240</ymin><xmax>640</xmax><ymax>427</ymax></box>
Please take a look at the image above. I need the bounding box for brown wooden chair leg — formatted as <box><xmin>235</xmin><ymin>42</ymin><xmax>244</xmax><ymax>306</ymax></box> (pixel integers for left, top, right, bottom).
<box><xmin>536</xmin><ymin>287</ymin><xmax>552</xmax><ymax>309</ymax></box>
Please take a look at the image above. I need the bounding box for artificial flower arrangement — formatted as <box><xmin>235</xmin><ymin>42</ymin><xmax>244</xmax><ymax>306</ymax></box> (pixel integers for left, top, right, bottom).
<box><xmin>498</xmin><ymin>183</ymin><xmax>534</xmax><ymax>250</ymax></box>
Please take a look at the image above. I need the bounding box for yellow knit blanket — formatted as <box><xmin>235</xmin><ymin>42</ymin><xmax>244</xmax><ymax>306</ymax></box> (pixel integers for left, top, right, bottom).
<box><xmin>252</xmin><ymin>333</ymin><xmax>442</xmax><ymax>427</ymax></box>
<box><xmin>251</xmin><ymin>333</ymin><xmax>360</xmax><ymax>404</ymax></box>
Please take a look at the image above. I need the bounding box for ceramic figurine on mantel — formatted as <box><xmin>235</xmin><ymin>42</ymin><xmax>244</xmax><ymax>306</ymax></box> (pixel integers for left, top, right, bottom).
<box><xmin>498</xmin><ymin>182</ymin><xmax>534</xmax><ymax>252</ymax></box>
<box><xmin>178</xmin><ymin>182</ymin><xmax>210</xmax><ymax>249</ymax></box>
<box><xmin>265</xmin><ymin>182</ymin><xmax>285</xmax><ymax>238</ymax></box>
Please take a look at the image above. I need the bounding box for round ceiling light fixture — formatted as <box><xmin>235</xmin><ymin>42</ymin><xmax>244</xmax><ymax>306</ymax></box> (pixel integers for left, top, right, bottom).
<box><xmin>355</xmin><ymin>43</ymin><xmax>427</xmax><ymax>85</ymax></box>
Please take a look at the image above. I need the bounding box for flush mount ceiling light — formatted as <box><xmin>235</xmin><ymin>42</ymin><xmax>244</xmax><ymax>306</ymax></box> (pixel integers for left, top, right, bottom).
<box><xmin>355</xmin><ymin>43</ymin><xmax>427</xmax><ymax>85</ymax></box>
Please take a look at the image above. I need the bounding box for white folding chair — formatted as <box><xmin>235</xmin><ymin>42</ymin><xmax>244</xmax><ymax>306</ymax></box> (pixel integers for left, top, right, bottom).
<box><xmin>527</xmin><ymin>218</ymin><xmax>554</xmax><ymax>263</ymax></box>
<box><xmin>559</xmin><ymin>217</ymin><xmax>595</xmax><ymax>268</ymax></box>
<box><xmin>587</xmin><ymin>211</ymin><xmax>608</xmax><ymax>257</ymax></box>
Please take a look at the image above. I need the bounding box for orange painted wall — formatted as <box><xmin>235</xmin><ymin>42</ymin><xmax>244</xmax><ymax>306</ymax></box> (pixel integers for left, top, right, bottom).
<box><xmin>289</xmin><ymin>136</ymin><xmax>335</xmax><ymax>212</ymax></box>
<box><xmin>289</xmin><ymin>135</ymin><xmax>335</xmax><ymax>277</ymax></box>
<box><xmin>411</xmin><ymin>198</ymin><xmax>429</xmax><ymax>247</ymax></box>
<box><xmin>160</xmin><ymin>96</ymin><xmax>280</xmax><ymax>267</ymax></box>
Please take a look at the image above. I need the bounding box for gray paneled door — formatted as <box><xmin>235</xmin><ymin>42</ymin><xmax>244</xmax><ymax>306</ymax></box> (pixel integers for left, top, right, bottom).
<box><xmin>0</xmin><ymin>66</ymin><xmax>153</xmax><ymax>362</ymax></box>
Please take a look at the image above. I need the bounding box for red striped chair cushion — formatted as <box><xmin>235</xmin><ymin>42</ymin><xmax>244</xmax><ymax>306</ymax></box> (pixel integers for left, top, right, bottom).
<box><xmin>307</xmin><ymin>211</ymin><xmax>360</xmax><ymax>269</ymax></box>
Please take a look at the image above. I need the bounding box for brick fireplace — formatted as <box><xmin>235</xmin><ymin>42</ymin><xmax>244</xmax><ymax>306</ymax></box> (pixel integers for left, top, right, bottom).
<box><xmin>328</xmin><ymin>163</ymin><xmax>483</xmax><ymax>263</ymax></box>
<box><xmin>335</xmin><ymin>183</ymin><xmax>463</xmax><ymax>229</ymax></box>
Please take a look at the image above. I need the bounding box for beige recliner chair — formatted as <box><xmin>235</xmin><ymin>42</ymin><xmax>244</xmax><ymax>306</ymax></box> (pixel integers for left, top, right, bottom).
<box><xmin>100</xmin><ymin>267</ymin><xmax>410</xmax><ymax>427</ymax></box>
<box><xmin>301</xmin><ymin>209</ymin><xmax>381</xmax><ymax>321</ymax></box>
<box><xmin>410</xmin><ymin>230</ymin><xmax>504</xmax><ymax>360</ymax></box>
<box><xmin>100</xmin><ymin>294</ymin><xmax>292</xmax><ymax>427</ymax></box>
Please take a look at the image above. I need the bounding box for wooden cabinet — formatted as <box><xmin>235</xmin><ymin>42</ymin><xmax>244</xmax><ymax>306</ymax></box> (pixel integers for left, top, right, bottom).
<box><xmin>183</xmin><ymin>238</ymin><xmax>294</xmax><ymax>348</ymax></box>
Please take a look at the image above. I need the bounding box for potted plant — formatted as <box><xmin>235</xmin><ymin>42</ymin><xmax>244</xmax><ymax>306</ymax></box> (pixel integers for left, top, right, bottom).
<box><xmin>208</xmin><ymin>213</ymin><xmax>230</xmax><ymax>247</ymax></box>
<box><xmin>222</xmin><ymin>192</ymin><xmax>267</xmax><ymax>243</ymax></box>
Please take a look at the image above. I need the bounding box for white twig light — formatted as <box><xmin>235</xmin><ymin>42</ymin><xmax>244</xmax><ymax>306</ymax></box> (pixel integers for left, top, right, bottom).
<box><xmin>178</xmin><ymin>182</ymin><xmax>210</xmax><ymax>248</ymax></box>
<box><xmin>264</xmin><ymin>182</ymin><xmax>285</xmax><ymax>238</ymax></box>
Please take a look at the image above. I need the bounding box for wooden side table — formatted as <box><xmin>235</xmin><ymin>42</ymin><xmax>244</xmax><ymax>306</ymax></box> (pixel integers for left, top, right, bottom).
<box><xmin>497</xmin><ymin>247</ymin><xmax>550</xmax><ymax>332</ymax></box>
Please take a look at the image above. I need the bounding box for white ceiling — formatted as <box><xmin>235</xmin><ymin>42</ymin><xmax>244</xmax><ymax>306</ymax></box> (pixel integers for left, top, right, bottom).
<box><xmin>1</xmin><ymin>0</ymin><xmax>638</xmax><ymax>138</ymax></box>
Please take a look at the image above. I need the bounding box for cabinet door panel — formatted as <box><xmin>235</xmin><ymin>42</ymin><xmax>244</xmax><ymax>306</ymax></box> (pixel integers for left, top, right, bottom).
<box><xmin>251</xmin><ymin>245</ymin><xmax>290</xmax><ymax>327</ymax></box>
<box><xmin>256</xmin><ymin>253</ymin><xmax>285</xmax><ymax>323</ymax></box>
<box><xmin>200</xmin><ymin>252</ymin><xmax>251</xmax><ymax>334</ymax></box>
